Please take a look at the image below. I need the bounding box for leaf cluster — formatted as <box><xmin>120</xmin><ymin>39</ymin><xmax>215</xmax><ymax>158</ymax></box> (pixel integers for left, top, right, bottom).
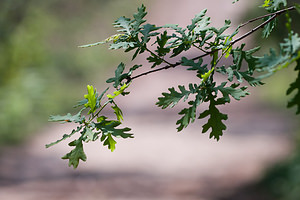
<box><xmin>48</xmin><ymin>2</ymin><xmax>300</xmax><ymax>168</ymax></box>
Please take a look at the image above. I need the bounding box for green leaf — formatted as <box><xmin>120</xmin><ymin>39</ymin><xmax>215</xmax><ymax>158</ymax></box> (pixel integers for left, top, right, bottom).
<box><xmin>84</xmin><ymin>85</ymin><xmax>97</xmax><ymax>114</ymax></box>
<box><xmin>216</xmin><ymin>82</ymin><xmax>250</xmax><ymax>104</ymax></box>
<box><xmin>147</xmin><ymin>53</ymin><xmax>163</xmax><ymax>68</ymax></box>
<box><xmin>262</xmin><ymin>0</ymin><xmax>287</xmax><ymax>11</ymax></box>
<box><xmin>187</xmin><ymin>9</ymin><xmax>208</xmax><ymax>32</ymax></box>
<box><xmin>107</xmin><ymin>83</ymin><xmax>129</xmax><ymax>99</ymax></box>
<box><xmin>280</xmin><ymin>33</ymin><xmax>300</xmax><ymax>54</ymax></box>
<box><xmin>46</xmin><ymin>126</ymin><xmax>83</xmax><ymax>148</ymax></box>
<box><xmin>106</xmin><ymin>62</ymin><xmax>126</xmax><ymax>88</ymax></box>
<box><xmin>256</xmin><ymin>48</ymin><xmax>289</xmax><ymax>72</ymax></box>
<box><xmin>78</xmin><ymin>34</ymin><xmax>126</xmax><ymax>48</ymax></box>
<box><xmin>157</xmin><ymin>85</ymin><xmax>195</xmax><ymax>109</ymax></box>
<box><xmin>295</xmin><ymin>4</ymin><xmax>300</xmax><ymax>14</ymax></box>
<box><xmin>96</xmin><ymin>120</ymin><xmax>133</xmax><ymax>139</ymax></box>
<box><xmin>156</xmin><ymin>31</ymin><xmax>171</xmax><ymax>56</ymax></box>
<box><xmin>199</xmin><ymin>96</ymin><xmax>228</xmax><ymax>141</ymax></box>
<box><xmin>132</xmin><ymin>4</ymin><xmax>147</xmax><ymax>32</ymax></box>
<box><xmin>112</xmin><ymin>103</ymin><xmax>124</xmax><ymax>121</ymax></box>
<box><xmin>262</xmin><ymin>17</ymin><xmax>277</xmax><ymax>38</ymax></box>
<box><xmin>127</xmin><ymin>65</ymin><xmax>141</xmax><ymax>76</ymax></box>
<box><xmin>113</xmin><ymin>16</ymin><xmax>132</xmax><ymax>34</ymax></box>
<box><xmin>82</xmin><ymin>127</ymin><xmax>98</xmax><ymax>142</ymax></box>
<box><xmin>176</xmin><ymin>103</ymin><xmax>197</xmax><ymax>132</ymax></box>
<box><xmin>176</xmin><ymin>93</ymin><xmax>202</xmax><ymax>131</ymax></box>
<box><xmin>287</xmin><ymin>60</ymin><xmax>300</xmax><ymax>114</ymax></box>
<box><xmin>201</xmin><ymin>67</ymin><xmax>215</xmax><ymax>83</ymax></box>
<box><xmin>49</xmin><ymin>108</ymin><xmax>84</xmax><ymax>123</ymax></box>
<box><xmin>181</xmin><ymin>57</ymin><xmax>208</xmax><ymax>78</ymax></box>
<box><xmin>102</xmin><ymin>133</ymin><xmax>117</xmax><ymax>152</ymax></box>
<box><xmin>140</xmin><ymin>24</ymin><xmax>160</xmax><ymax>43</ymax></box>
<box><xmin>62</xmin><ymin>139</ymin><xmax>87</xmax><ymax>169</ymax></box>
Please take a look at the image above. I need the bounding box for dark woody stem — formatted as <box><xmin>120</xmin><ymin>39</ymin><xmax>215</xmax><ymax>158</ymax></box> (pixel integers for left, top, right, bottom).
<box><xmin>129</xmin><ymin>6</ymin><xmax>296</xmax><ymax>82</ymax></box>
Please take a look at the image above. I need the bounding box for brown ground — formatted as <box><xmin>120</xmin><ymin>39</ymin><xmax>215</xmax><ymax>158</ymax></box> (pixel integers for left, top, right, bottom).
<box><xmin>0</xmin><ymin>0</ymin><xmax>297</xmax><ymax>199</ymax></box>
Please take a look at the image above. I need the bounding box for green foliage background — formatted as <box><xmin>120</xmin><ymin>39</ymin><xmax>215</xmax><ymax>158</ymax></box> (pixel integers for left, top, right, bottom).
<box><xmin>242</xmin><ymin>1</ymin><xmax>300</xmax><ymax>199</ymax></box>
<box><xmin>0</xmin><ymin>0</ymin><xmax>143</xmax><ymax>145</ymax></box>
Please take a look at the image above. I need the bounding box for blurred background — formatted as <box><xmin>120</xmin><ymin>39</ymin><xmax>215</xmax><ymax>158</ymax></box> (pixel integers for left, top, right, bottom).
<box><xmin>0</xmin><ymin>0</ymin><xmax>299</xmax><ymax>199</ymax></box>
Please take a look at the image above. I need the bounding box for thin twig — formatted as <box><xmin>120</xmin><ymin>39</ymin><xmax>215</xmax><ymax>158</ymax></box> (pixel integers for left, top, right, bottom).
<box><xmin>130</xmin><ymin>6</ymin><xmax>296</xmax><ymax>81</ymax></box>
<box><xmin>239</xmin><ymin>6</ymin><xmax>295</xmax><ymax>28</ymax></box>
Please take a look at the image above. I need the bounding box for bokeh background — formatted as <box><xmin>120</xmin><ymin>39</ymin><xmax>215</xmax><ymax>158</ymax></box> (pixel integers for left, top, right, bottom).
<box><xmin>0</xmin><ymin>0</ymin><xmax>299</xmax><ymax>199</ymax></box>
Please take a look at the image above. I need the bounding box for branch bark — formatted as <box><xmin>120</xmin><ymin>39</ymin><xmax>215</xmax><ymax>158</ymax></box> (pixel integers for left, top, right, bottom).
<box><xmin>129</xmin><ymin>6</ymin><xmax>296</xmax><ymax>82</ymax></box>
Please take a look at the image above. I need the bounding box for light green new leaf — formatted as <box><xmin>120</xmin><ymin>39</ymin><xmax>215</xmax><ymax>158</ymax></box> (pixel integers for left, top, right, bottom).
<box><xmin>102</xmin><ymin>133</ymin><xmax>117</xmax><ymax>152</ymax></box>
<box><xmin>62</xmin><ymin>139</ymin><xmax>87</xmax><ymax>169</ymax></box>
<box><xmin>107</xmin><ymin>83</ymin><xmax>129</xmax><ymax>99</ymax></box>
<box><xmin>262</xmin><ymin>0</ymin><xmax>286</xmax><ymax>11</ymax></box>
<box><xmin>84</xmin><ymin>85</ymin><xmax>97</xmax><ymax>114</ymax></box>
<box><xmin>112</xmin><ymin>103</ymin><xmax>124</xmax><ymax>121</ymax></box>
<box><xmin>201</xmin><ymin>67</ymin><xmax>215</xmax><ymax>83</ymax></box>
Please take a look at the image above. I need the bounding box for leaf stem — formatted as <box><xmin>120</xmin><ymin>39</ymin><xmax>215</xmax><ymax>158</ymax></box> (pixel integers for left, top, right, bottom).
<box><xmin>88</xmin><ymin>100</ymin><xmax>111</xmax><ymax>123</ymax></box>
<box><xmin>130</xmin><ymin>6</ymin><xmax>296</xmax><ymax>81</ymax></box>
<box><xmin>239</xmin><ymin>6</ymin><xmax>295</xmax><ymax>28</ymax></box>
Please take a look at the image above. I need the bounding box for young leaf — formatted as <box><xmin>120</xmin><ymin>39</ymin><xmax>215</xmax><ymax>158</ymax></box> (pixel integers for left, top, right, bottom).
<box><xmin>84</xmin><ymin>85</ymin><xmax>97</xmax><ymax>114</ymax></box>
<box><xmin>107</xmin><ymin>83</ymin><xmax>129</xmax><ymax>99</ymax></box>
<box><xmin>263</xmin><ymin>0</ymin><xmax>287</xmax><ymax>11</ymax></box>
<box><xmin>102</xmin><ymin>133</ymin><xmax>117</xmax><ymax>152</ymax></box>
<box><xmin>112</xmin><ymin>103</ymin><xmax>124</xmax><ymax>121</ymax></box>
<box><xmin>201</xmin><ymin>67</ymin><xmax>215</xmax><ymax>83</ymax></box>
<box><xmin>62</xmin><ymin>139</ymin><xmax>87</xmax><ymax>169</ymax></box>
